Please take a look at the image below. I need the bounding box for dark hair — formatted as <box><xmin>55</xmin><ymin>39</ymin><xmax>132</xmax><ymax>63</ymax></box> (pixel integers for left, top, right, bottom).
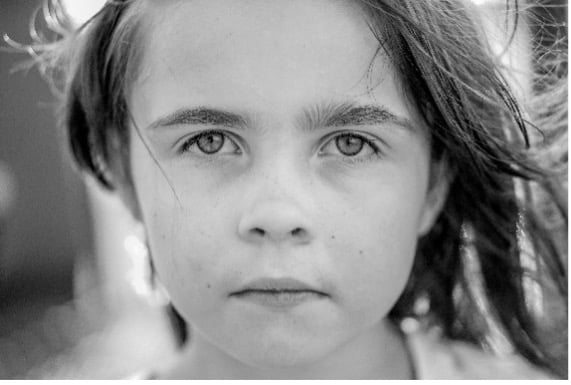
<box><xmin>356</xmin><ymin>0</ymin><xmax>568</xmax><ymax>378</ymax></box>
<box><xmin>14</xmin><ymin>0</ymin><xmax>568</xmax><ymax>378</ymax></box>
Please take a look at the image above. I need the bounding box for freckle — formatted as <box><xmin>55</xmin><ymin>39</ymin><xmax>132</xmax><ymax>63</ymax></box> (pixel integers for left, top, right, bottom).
<box><xmin>331</xmin><ymin>235</ymin><xmax>336</xmax><ymax>240</ymax></box>
<box><xmin>207</xmin><ymin>283</ymin><xmax>211</xmax><ymax>289</ymax></box>
<box><xmin>359</xmin><ymin>250</ymin><xmax>363</xmax><ymax>255</ymax></box>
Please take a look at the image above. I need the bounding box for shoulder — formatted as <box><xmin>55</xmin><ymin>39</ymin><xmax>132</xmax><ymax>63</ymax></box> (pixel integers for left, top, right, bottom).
<box><xmin>403</xmin><ymin>321</ymin><xmax>557</xmax><ymax>380</ymax></box>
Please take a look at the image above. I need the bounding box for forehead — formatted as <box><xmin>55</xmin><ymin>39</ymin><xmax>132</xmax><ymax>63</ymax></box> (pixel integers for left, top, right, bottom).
<box><xmin>131</xmin><ymin>0</ymin><xmax>408</xmax><ymax>122</ymax></box>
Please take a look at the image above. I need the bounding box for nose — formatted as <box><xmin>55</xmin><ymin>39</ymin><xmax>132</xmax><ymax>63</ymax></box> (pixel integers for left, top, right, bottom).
<box><xmin>237</xmin><ymin>141</ymin><xmax>317</xmax><ymax>245</ymax></box>
<box><xmin>238</xmin><ymin>200</ymin><xmax>314</xmax><ymax>245</ymax></box>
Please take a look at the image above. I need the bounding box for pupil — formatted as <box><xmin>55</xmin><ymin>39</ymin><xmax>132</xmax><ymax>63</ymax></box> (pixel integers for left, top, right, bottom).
<box><xmin>336</xmin><ymin>135</ymin><xmax>363</xmax><ymax>156</ymax></box>
<box><xmin>198</xmin><ymin>133</ymin><xmax>224</xmax><ymax>154</ymax></box>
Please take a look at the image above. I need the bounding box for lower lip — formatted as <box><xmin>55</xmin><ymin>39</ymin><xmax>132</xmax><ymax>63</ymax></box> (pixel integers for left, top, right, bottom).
<box><xmin>231</xmin><ymin>290</ymin><xmax>326</xmax><ymax>308</ymax></box>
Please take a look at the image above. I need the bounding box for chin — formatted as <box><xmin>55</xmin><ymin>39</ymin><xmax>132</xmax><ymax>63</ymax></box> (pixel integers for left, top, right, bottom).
<box><xmin>233</xmin><ymin>333</ymin><xmax>333</xmax><ymax>369</ymax></box>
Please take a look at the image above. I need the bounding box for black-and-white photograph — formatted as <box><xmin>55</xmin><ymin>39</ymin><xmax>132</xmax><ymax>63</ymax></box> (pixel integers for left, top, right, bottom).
<box><xmin>0</xmin><ymin>0</ymin><xmax>567</xmax><ymax>380</ymax></box>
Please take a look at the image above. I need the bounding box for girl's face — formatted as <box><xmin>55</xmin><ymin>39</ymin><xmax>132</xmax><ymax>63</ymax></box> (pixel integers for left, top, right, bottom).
<box><xmin>129</xmin><ymin>0</ymin><xmax>446</xmax><ymax>369</ymax></box>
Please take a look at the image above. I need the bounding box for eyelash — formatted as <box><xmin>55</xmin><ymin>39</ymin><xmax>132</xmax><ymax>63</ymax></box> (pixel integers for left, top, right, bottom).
<box><xmin>178</xmin><ymin>129</ymin><xmax>241</xmax><ymax>156</ymax></box>
<box><xmin>319</xmin><ymin>132</ymin><xmax>383</xmax><ymax>162</ymax></box>
<box><xmin>178</xmin><ymin>130</ymin><xmax>383</xmax><ymax>161</ymax></box>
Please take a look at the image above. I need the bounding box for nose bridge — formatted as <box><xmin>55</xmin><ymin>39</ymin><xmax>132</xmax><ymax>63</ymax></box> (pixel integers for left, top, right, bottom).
<box><xmin>260</xmin><ymin>144</ymin><xmax>305</xmax><ymax>196</ymax></box>
<box><xmin>237</xmin><ymin>148</ymin><xmax>315</xmax><ymax>245</ymax></box>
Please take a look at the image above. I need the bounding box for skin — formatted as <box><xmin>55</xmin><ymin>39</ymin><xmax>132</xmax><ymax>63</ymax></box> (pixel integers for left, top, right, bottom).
<box><xmin>127</xmin><ymin>0</ymin><xmax>449</xmax><ymax>379</ymax></box>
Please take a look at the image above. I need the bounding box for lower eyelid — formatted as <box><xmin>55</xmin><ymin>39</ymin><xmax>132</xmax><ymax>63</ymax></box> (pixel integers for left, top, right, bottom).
<box><xmin>177</xmin><ymin>130</ymin><xmax>242</xmax><ymax>155</ymax></box>
<box><xmin>319</xmin><ymin>132</ymin><xmax>383</xmax><ymax>156</ymax></box>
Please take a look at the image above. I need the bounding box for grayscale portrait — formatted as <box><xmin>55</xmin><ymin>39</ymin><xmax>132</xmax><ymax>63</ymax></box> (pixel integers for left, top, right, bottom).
<box><xmin>0</xmin><ymin>0</ymin><xmax>567</xmax><ymax>379</ymax></box>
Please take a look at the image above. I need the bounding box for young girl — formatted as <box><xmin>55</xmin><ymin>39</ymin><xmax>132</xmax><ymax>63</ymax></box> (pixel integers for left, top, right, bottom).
<box><xmin>16</xmin><ymin>0</ymin><xmax>568</xmax><ymax>379</ymax></box>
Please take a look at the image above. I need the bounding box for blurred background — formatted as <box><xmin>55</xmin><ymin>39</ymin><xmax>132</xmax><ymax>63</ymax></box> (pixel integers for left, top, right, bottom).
<box><xmin>0</xmin><ymin>0</ymin><xmax>177</xmax><ymax>379</ymax></box>
<box><xmin>0</xmin><ymin>0</ymin><xmax>567</xmax><ymax>379</ymax></box>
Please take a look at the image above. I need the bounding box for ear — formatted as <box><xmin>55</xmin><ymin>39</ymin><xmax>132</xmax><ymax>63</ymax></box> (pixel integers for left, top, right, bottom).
<box><xmin>418</xmin><ymin>159</ymin><xmax>452</xmax><ymax>236</ymax></box>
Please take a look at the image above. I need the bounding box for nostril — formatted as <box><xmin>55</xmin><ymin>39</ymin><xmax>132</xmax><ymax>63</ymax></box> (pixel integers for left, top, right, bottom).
<box><xmin>291</xmin><ymin>227</ymin><xmax>304</xmax><ymax>236</ymax></box>
<box><xmin>252</xmin><ymin>227</ymin><xmax>265</xmax><ymax>236</ymax></box>
<box><xmin>250</xmin><ymin>227</ymin><xmax>306</xmax><ymax>238</ymax></box>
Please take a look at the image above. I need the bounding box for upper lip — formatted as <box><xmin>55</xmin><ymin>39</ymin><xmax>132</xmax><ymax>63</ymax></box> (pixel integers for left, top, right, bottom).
<box><xmin>231</xmin><ymin>277</ymin><xmax>328</xmax><ymax>296</ymax></box>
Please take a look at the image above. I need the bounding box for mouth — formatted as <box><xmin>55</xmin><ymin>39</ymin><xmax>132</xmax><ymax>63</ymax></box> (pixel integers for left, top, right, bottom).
<box><xmin>230</xmin><ymin>277</ymin><xmax>329</xmax><ymax>308</ymax></box>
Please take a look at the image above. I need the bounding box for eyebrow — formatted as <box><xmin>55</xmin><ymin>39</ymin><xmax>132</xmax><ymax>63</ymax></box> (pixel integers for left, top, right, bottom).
<box><xmin>146</xmin><ymin>103</ymin><xmax>413</xmax><ymax>132</ymax></box>
<box><xmin>299</xmin><ymin>103</ymin><xmax>413</xmax><ymax>132</ymax></box>
<box><xmin>146</xmin><ymin>107</ymin><xmax>248</xmax><ymax>131</ymax></box>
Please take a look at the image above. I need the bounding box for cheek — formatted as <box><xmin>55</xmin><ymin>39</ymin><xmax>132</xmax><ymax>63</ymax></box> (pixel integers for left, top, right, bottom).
<box><xmin>131</xmin><ymin>160</ymin><xmax>224</xmax><ymax>307</ymax></box>
<box><xmin>144</xmin><ymin>199</ymin><xmax>232</xmax><ymax>318</ymax></box>
<box><xmin>325</xmin><ymin>182</ymin><xmax>425</xmax><ymax>313</ymax></box>
<box><xmin>331</xmin><ymin>225</ymin><xmax>416</xmax><ymax>306</ymax></box>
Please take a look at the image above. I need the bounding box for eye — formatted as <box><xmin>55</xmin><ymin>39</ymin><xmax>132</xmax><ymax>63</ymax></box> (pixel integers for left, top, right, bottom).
<box><xmin>335</xmin><ymin>134</ymin><xmax>365</xmax><ymax>156</ymax></box>
<box><xmin>319</xmin><ymin>132</ymin><xmax>381</xmax><ymax>159</ymax></box>
<box><xmin>179</xmin><ymin>130</ymin><xmax>241</xmax><ymax>155</ymax></box>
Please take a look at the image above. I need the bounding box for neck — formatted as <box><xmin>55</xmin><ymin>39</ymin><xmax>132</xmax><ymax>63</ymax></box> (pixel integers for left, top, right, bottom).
<box><xmin>161</xmin><ymin>319</ymin><xmax>413</xmax><ymax>379</ymax></box>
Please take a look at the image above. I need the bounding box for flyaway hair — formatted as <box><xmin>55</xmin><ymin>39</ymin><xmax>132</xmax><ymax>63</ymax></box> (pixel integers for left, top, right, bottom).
<box><xmin>8</xmin><ymin>0</ymin><xmax>567</xmax><ymax>378</ymax></box>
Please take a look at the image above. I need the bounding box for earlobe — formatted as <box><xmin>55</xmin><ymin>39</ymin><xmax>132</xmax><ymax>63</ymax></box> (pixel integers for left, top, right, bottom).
<box><xmin>418</xmin><ymin>160</ymin><xmax>452</xmax><ymax>236</ymax></box>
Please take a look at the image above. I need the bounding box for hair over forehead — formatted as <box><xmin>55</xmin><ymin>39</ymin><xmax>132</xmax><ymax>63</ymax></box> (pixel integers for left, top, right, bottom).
<box><xmin>62</xmin><ymin>0</ymin><xmax>499</xmax><ymax>186</ymax></box>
